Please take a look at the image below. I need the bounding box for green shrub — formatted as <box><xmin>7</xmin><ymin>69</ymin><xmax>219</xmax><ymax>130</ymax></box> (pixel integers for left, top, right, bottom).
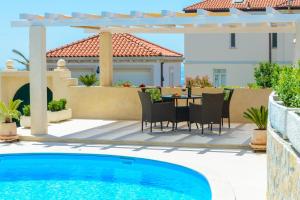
<box><xmin>79</xmin><ymin>73</ymin><xmax>98</xmax><ymax>86</ymax></box>
<box><xmin>48</xmin><ymin>99</ymin><xmax>68</xmax><ymax>112</ymax></box>
<box><xmin>243</xmin><ymin>106</ymin><xmax>268</xmax><ymax>130</ymax></box>
<box><xmin>254</xmin><ymin>62</ymin><xmax>281</xmax><ymax>88</ymax></box>
<box><xmin>145</xmin><ymin>88</ymin><xmax>162</xmax><ymax>102</ymax></box>
<box><xmin>22</xmin><ymin>105</ymin><xmax>30</xmax><ymax>116</ymax></box>
<box><xmin>0</xmin><ymin>99</ymin><xmax>22</xmax><ymax>123</ymax></box>
<box><xmin>186</xmin><ymin>76</ymin><xmax>212</xmax><ymax>88</ymax></box>
<box><xmin>247</xmin><ymin>83</ymin><xmax>261</xmax><ymax>89</ymax></box>
<box><xmin>275</xmin><ymin>67</ymin><xmax>300</xmax><ymax>108</ymax></box>
<box><xmin>59</xmin><ymin>98</ymin><xmax>67</xmax><ymax>110</ymax></box>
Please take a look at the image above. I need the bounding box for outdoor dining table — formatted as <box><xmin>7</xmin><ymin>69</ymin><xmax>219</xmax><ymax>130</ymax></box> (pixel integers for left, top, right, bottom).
<box><xmin>161</xmin><ymin>94</ymin><xmax>202</xmax><ymax>129</ymax></box>
<box><xmin>162</xmin><ymin>94</ymin><xmax>202</xmax><ymax>106</ymax></box>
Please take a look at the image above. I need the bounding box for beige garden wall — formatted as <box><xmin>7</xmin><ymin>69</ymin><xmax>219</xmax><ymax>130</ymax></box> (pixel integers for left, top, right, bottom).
<box><xmin>0</xmin><ymin>70</ymin><xmax>271</xmax><ymax>123</ymax></box>
<box><xmin>69</xmin><ymin>86</ymin><xmax>272</xmax><ymax>123</ymax></box>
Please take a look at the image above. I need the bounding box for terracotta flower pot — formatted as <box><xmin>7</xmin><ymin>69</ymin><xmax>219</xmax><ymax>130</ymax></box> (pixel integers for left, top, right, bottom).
<box><xmin>0</xmin><ymin>122</ymin><xmax>17</xmax><ymax>136</ymax></box>
<box><xmin>250</xmin><ymin>129</ymin><xmax>267</xmax><ymax>151</ymax></box>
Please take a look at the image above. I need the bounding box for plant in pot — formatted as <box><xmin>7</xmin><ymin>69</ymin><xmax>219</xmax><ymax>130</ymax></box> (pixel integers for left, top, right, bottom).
<box><xmin>48</xmin><ymin>99</ymin><xmax>72</xmax><ymax>123</ymax></box>
<box><xmin>0</xmin><ymin>99</ymin><xmax>22</xmax><ymax>141</ymax></box>
<box><xmin>20</xmin><ymin>105</ymin><xmax>31</xmax><ymax>128</ymax></box>
<box><xmin>79</xmin><ymin>73</ymin><xmax>98</xmax><ymax>86</ymax></box>
<box><xmin>243</xmin><ymin>106</ymin><xmax>268</xmax><ymax>151</ymax></box>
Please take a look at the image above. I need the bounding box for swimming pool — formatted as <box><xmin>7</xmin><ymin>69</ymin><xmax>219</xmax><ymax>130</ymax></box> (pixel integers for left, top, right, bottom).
<box><xmin>0</xmin><ymin>153</ymin><xmax>212</xmax><ymax>200</ymax></box>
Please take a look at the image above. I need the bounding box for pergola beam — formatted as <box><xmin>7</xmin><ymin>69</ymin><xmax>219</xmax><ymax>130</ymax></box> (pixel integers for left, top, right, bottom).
<box><xmin>12</xmin><ymin>8</ymin><xmax>300</xmax><ymax>34</ymax></box>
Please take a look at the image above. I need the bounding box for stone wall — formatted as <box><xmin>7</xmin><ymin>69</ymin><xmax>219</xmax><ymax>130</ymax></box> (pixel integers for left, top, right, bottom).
<box><xmin>267</xmin><ymin>127</ymin><xmax>300</xmax><ymax>200</ymax></box>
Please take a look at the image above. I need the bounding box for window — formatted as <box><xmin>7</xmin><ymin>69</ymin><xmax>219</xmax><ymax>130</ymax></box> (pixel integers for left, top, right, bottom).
<box><xmin>213</xmin><ymin>69</ymin><xmax>227</xmax><ymax>87</ymax></box>
<box><xmin>230</xmin><ymin>33</ymin><xmax>236</xmax><ymax>48</ymax></box>
<box><xmin>272</xmin><ymin>33</ymin><xmax>278</xmax><ymax>48</ymax></box>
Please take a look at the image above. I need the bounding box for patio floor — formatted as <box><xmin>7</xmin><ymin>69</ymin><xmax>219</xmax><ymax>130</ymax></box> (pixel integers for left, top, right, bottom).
<box><xmin>18</xmin><ymin>119</ymin><xmax>254</xmax><ymax>149</ymax></box>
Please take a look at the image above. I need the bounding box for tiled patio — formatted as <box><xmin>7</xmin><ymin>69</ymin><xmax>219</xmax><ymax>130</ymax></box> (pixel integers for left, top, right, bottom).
<box><xmin>18</xmin><ymin>119</ymin><xmax>254</xmax><ymax>149</ymax></box>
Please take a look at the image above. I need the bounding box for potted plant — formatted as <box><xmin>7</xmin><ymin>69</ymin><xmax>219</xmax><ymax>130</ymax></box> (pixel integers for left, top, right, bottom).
<box><xmin>269</xmin><ymin>66</ymin><xmax>300</xmax><ymax>138</ymax></box>
<box><xmin>47</xmin><ymin>98</ymin><xmax>72</xmax><ymax>123</ymax></box>
<box><xmin>243</xmin><ymin>106</ymin><xmax>268</xmax><ymax>151</ymax></box>
<box><xmin>20</xmin><ymin>105</ymin><xmax>31</xmax><ymax>128</ymax></box>
<box><xmin>79</xmin><ymin>73</ymin><xmax>98</xmax><ymax>86</ymax></box>
<box><xmin>0</xmin><ymin>99</ymin><xmax>22</xmax><ymax>141</ymax></box>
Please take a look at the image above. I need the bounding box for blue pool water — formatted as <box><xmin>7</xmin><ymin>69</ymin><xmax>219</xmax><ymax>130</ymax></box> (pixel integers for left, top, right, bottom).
<box><xmin>0</xmin><ymin>153</ymin><xmax>212</xmax><ymax>200</ymax></box>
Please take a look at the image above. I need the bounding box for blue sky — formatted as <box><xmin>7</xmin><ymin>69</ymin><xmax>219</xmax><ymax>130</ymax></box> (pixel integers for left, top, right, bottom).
<box><xmin>0</xmin><ymin>0</ymin><xmax>200</xmax><ymax>70</ymax></box>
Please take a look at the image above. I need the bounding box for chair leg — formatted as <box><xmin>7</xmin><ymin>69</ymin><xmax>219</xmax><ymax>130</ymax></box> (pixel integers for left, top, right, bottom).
<box><xmin>228</xmin><ymin>116</ymin><xmax>231</xmax><ymax>129</ymax></box>
<box><xmin>222</xmin><ymin>118</ymin><xmax>224</xmax><ymax>127</ymax></box>
<box><xmin>196</xmin><ymin>123</ymin><xmax>199</xmax><ymax>129</ymax></box>
<box><xmin>189</xmin><ymin>122</ymin><xmax>192</xmax><ymax>132</ymax></box>
<box><xmin>141</xmin><ymin>120</ymin><xmax>144</xmax><ymax>132</ymax></box>
<box><xmin>210</xmin><ymin>123</ymin><xmax>213</xmax><ymax>131</ymax></box>
<box><xmin>175</xmin><ymin>122</ymin><xmax>178</xmax><ymax>130</ymax></box>
<box><xmin>172</xmin><ymin>122</ymin><xmax>175</xmax><ymax>131</ymax></box>
<box><xmin>150</xmin><ymin>123</ymin><xmax>153</xmax><ymax>132</ymax></box>
<box><xmin>201</xmin><ymin>124</ymin><xmax>204</xmax><ymax>134</ymax></box>
<box><xmin>160</xmin><ymin>122</ymin><xmax>163</xmax><ymax>131</ymax></box>
<box><xmin>167</xmin><ymin>121</ymin><xmax>169</xmax><ymax>128</ymax></box>
<box><xmin>219</xmin><ymin>123</ymin><xmax>222</xmax><ymax>136</ymax></box>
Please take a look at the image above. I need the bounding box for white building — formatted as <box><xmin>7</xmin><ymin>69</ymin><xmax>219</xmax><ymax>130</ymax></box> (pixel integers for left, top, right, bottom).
<box><xmin>183</xmin><ymin>0</ymin><xmax>299</xmax><ymax>87</ymax></box>
<box><xmin>47</xmin><ymin>33</ymin><xmax>183</xmax><ymax>86</ymax></box>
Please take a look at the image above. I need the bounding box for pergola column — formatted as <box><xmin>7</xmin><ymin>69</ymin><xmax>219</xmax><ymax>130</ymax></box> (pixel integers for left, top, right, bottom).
<box><xmin>29</xmin><ymin>26</ymin><xmax>48</xmax><ymax>135</ymax></box>
<box><xmin>99</xmin><ymin>32</ymin><xmax>113</xmax><ymax>86</ymax></box>
<box><xmin>295</xmin><ymin>22</ymin><xmax>300</xmax><ymax>64</ymax></box>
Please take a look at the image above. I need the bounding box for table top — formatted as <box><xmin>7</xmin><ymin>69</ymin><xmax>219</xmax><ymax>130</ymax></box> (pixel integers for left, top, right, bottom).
<box><xmin>162</xmin><ymin>94</ymin><xmax>202</xmax><ymax>99</ymax></box>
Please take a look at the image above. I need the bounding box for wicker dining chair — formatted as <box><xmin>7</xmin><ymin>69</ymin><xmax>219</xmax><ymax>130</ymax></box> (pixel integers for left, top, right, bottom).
<box><xmin>138</xmin><ymin>91</ymin><xmax>175</xmax><ymax>132</ymax></box>
<box><xmin>189</xmin><ymin>93</ymin><xmax>224</xmax><ymax>135</ymax></box>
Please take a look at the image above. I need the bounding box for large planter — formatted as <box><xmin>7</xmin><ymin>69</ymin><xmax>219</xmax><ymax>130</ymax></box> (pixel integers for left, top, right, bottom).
<box><xmin>20</xmin><ymin>116</ymin><xmax>31</xmax><ymax>128</ymax></box>
<box><xmin>0</xmin><ymin>122</ymin><xmax>19</xmax><ymax>142</ymax></box>
<box><xmin>250</xmin><ymin>129</ymin><xmax>267</xmax><ymax>151</ymax></box>
<box><xmin>0</xmin><ymin>122</ymin><xmax>17</xmax><ymax>136</ymax></box>
<box><xmin>48</xmin><ymin>109</ymin><xmax>72</xmax><ymax>123</ymax></box>
<box><xmin>269</xmin><ymin>92</ymin><xmax>300</xmax><ymax>139</ymax></box>
<box><xmin>286</xmin><ymin>111</ymin><xmax>300</xmax><ymax>153</ymax></box>
<box><xmin>20</xmin><ymin>109</ymin><xmax>72</xmax><ymax>128</ymax></box>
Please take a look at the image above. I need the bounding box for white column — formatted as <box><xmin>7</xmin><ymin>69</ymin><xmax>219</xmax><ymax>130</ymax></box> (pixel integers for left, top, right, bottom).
<box><xmin>29</xmin><ymin>26</ymin><xmax>48</xmax><ymax>135</ymax></box>
<box><xmin>295</xmin><ymin>22</ymin><xmax>300</xmax><ymax>64</ymax></box>
<box><xmin>99</xmin><ymin>32</ymin><xmax>113</xmax><ymax>86</ymax></box>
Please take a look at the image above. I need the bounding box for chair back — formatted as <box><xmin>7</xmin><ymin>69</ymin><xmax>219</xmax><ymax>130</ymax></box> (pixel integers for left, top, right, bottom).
<box><xmin>138</xmin><ymin>91</ymin><xmax>152</xmax><ymax>118</ymax></box>
<box><xmin>222</xmin><ymin>88</ymin><xmax>234</xmax><ymax>117</ymax></box>
<box><xmin>201</xmin><ymin>93</ymin><xmax>224</xmax><ymax>124</ymax></box>
<box><xmin>223</xmin><ymin>88</ymin><xmax>234</xmax><ymax>103</ymax></box>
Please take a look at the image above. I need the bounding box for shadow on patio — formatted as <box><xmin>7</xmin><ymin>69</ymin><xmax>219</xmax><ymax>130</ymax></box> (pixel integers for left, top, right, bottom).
<box><xmin>18</xmin><ymin>119</ymin><xmax>254</xmax><ymax>149</ymax></box>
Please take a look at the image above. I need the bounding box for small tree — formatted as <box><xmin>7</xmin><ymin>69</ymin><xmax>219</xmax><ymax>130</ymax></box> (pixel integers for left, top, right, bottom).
<box><xmin>275</xmin><ymin>67</ymin><xmax>300</xmax><ymax>108</ymax></box>
<box><xmin>254</xmin><ymin>62</ymin><xmax>280</xmax><ymax>88</ymax></box>
<box><xmin>12</xmin><ymin>49</ymin><xmax>30</xmax><ymax>70</ymax></box>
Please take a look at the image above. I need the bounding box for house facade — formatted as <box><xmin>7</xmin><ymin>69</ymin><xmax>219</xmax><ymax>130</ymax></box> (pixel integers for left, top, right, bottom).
<box><xmin>184</xmin><ymin>0</ymin><xmax>300</xmax><ymax>87</ymax></box>
<box><xmin>47</xmin><ymin>34</ymin><xmax>183</xmax><ymax>87</ymax></box>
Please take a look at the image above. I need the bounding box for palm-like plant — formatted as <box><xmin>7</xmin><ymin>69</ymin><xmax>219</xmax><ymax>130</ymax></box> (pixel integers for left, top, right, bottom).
<box><xmin>79</xmin><ymin>73</ymin><xmax>98</xmax><ymax>86</ymax></box>
<box><xmin>0</xmin><ymin>99</ymin><xmax>22</xmax><ymax>123</ymax></box>
<box><xmin>12</xmin><ymin>49</ymin><xmax>30</xmax><ymax>70</ymax></box>
<box><xmin>243</xmin><ymin>106</ymin><xmax>268</xmax><ymax>130</ymax></box>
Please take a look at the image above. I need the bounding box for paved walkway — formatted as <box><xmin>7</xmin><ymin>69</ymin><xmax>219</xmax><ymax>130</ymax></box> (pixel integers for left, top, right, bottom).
<box><xmin>0</xmin><ymin>142</ymin><xmax>267</xmax><ymax>200</ymax></box>
<box><xmin>18</xmin><ymin>119</ymin><xmax>255</xmax><ymax>149</ymax></box>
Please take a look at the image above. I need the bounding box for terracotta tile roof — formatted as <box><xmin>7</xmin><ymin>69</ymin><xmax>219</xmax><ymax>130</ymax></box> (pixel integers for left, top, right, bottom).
<box><xmin>184</xmin><ymin>0</ymin><xmax>300</xmax><ymax>12</ymax></box>
<box><xmin>47</xmin><ymin>33</ymin><xmax>182</xmax><ymax>58</ymax></box>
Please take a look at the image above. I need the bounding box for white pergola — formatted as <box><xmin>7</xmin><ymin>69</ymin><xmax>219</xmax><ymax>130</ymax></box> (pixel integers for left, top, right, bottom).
<box><xmin>12</xmin><ymin>7</ymin><xmax>300</xmax><ymax>135</ymax></box>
